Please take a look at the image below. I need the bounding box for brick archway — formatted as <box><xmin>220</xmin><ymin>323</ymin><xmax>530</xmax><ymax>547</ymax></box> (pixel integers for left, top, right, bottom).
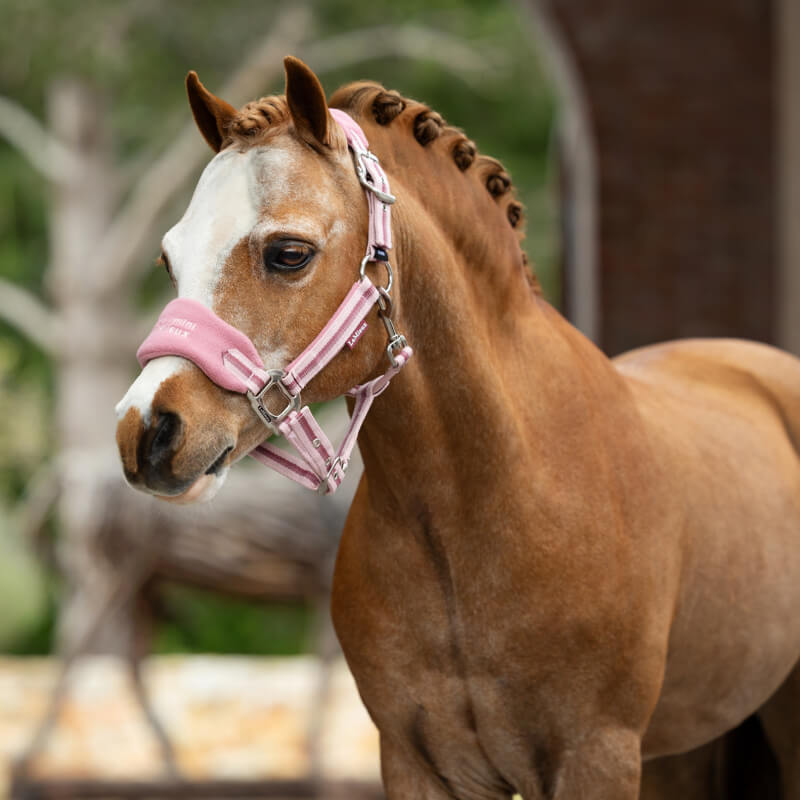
<box><xmin>525</xmin><ymin>0</ymin><xmax>777</xmax><ymax>356</ymax></box>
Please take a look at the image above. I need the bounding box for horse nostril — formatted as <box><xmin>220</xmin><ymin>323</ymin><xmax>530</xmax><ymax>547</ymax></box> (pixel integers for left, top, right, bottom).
<box><xmin>144</xmin><ymin>411</ymin><xmax>182</xmax><ymax>467</ymax></box>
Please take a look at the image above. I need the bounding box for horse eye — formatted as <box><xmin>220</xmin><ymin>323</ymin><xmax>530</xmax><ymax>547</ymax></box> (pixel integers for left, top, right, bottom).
<box><xmin>263</xmin><ymin>241</ymin><xmax>315</xmax><ymax>272</ymax></box>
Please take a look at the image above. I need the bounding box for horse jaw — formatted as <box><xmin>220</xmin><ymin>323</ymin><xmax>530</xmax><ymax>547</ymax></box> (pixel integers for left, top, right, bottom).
<box><xmin>160</xmin><ymin>467</ymin><xmax>230</xmax><ymax>504</ymax></box>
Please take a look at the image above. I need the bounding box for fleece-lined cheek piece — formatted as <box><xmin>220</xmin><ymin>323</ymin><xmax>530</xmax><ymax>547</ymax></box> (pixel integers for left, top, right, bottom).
<box><xmin>137</xmin><ymin>298</ymin><xmax>262</xmax><ymax>394</ymax></box>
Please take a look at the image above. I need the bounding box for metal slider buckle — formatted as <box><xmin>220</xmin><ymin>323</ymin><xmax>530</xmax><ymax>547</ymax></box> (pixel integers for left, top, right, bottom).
<box><xmin>354</xmin><ymin>151</ymin><xmax>396</xmax><ymax>205</ymax></box>
<box><xmin>247</xmin><ymin>369</ymin><xmax>300</xmax><ymax>429</ymax></box>
<box><xmin>317</xmin><ymin>456</ymin><xmax>347</xmax><ymax>494</ymax></box>
<box><xmin>378</xmin><ymin>304</ymin><xmax>408</xmax><ymax>368</ymax></box>
<box><xmin>386</xmin><ymin>335</ymin><xmax>409</xmax><ymax>368</ymax></box>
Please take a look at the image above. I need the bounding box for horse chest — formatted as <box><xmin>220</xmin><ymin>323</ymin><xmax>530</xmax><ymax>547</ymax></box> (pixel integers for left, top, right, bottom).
<box><xmin>333</xmin><ymin>509</ymin><xmax>479</xmax><ymax>714</ymax></box>
<box><xmin>333</xmin><ymin>552</ymin><xmax>524</xmax><ymax>796</ymax></box>
<box><xmin>331</xmin><ymin>504</ymin><xmax>588</xmax><ymax>794</ymax></box>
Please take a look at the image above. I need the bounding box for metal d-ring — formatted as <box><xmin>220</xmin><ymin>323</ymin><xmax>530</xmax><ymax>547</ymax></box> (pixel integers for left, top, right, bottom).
<box><xmin>360</xmin><ymin>255</ymin><xmax>393</xmax><ymax>293</ymax></box>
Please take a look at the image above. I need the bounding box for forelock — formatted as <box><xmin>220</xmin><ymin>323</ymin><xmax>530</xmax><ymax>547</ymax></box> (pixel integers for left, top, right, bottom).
<box><xmin>222</xmin><ymin>95</ymin><xmax>292</xmax><ymax>150</ymax></box>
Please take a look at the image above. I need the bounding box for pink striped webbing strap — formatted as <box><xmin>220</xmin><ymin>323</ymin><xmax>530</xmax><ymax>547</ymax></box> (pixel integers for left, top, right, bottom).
<box><xmin>249</xmin><ymin>344</ymin><xmax>412</xmax><ymax>493</ymax></box>
<box><xmin>329</xmin><ymin>108</ymin><xmax>393</xmax><ymax>257</ymax></box>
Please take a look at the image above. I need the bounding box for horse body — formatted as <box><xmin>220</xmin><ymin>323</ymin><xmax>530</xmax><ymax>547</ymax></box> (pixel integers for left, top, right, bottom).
<box><xmin>116</xmin><ymin>58</ymin><xmax>800</xmax><ymax>797</ymax></box>
<box><xmin>619</xmin><ymin>339</ymin><xmax>800</xmax><ymax>755</ymax></box>
<box><xmin>334</xmin><ymin>258</ymin><xmax>800</xmax><ymax>795</ymax></box>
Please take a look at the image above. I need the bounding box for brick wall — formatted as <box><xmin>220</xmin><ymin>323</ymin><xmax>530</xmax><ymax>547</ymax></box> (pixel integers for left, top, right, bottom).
<box><xmin>550</xmin><ymin>0</ymin><xmax>775</xmax><ymax>355</ymax></box>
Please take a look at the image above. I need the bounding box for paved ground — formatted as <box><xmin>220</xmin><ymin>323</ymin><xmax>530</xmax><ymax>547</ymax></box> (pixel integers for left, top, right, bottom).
<box><xmin>0</xmin><ymin>655</ymin><xmax>380</xmax><ymax>795</ymax></box>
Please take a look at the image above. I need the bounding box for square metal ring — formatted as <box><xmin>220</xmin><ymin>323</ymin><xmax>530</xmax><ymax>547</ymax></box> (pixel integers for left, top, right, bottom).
<box><xmin>247</xmin><ymin>369</ymin><xmax>300</xmax><ymax>428</ymax></box>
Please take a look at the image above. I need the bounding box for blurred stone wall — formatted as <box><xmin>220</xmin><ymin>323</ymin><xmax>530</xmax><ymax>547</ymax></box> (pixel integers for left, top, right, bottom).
<box><xmin>550</xmin><ymin>0</ymin><xmax>775</xmax><ymax>355</ymax></box>
<box><xmin>0</xmin><ymin>656</ymin><xmax>380</xmax><ymax>790</ymax></box>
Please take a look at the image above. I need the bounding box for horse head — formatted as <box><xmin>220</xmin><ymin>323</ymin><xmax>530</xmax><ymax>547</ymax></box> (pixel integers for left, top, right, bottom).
<box><xmin>115</xmin><ymin>58</ymin><xmax>397</xmax><ymax>503</ymax></box>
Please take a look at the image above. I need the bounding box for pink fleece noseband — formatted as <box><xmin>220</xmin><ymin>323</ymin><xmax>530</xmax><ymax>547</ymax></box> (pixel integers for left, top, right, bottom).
<box><xmin>136</xmin><ymin>109</ymin><xmax>412</xmax><ymax>495</ymax></box>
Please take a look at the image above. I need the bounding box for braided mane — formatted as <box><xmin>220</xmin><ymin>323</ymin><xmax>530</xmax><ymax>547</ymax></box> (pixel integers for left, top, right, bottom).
<box><xmin>223</xmin><ymin>81</ymin><xmax>539</xmax><ymax>293</ymax></box>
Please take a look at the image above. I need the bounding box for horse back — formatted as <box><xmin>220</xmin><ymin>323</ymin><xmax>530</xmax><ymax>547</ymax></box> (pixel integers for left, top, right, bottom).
<box><xmin>614</xmin><ymin>338</ymin><xmax>800</xmax><ymax>441</ymax></box>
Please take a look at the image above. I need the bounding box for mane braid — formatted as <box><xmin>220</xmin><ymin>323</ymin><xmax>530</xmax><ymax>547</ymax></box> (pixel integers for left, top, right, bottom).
<box><xmin>223</xmin><ymin>95</ymin><xmax>291</xmax><ymax>149</ymax></box>
<box><xmin>329</xmin><ymin>81</ymin><xmax>540</xmax><ymax>295</ymax></box>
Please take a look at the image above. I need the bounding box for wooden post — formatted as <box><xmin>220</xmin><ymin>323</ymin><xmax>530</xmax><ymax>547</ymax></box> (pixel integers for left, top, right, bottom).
<box><xmin>777</xmin><ymin>0</ymin><xmax>800</xmax><ymax>355</ymax></box>
<box><xmin>538</xmin><ymin>0</ymin><xmax>776</xmax><ymax>356</ymax></box>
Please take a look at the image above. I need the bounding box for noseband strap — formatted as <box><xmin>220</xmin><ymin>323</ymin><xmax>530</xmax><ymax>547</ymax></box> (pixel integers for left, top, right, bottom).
<box><xmin>136</xmin><ymin>110</ymin><xmax>412</xmax><ymax>495</ymax></box>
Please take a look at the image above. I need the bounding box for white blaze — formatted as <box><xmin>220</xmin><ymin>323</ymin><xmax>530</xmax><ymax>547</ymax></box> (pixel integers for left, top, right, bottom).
<box><xmin>115</xmin><ymin>148</ymin><xmax>261</xmax><ymax>422</ymax></box>
<box><xmin>116</xmin><ymin>142</ymin><xmax>312</xmax><ymax>425</ymax></box>
<box><xmin>115</xmin><ymin>356</ymin><xmax>189</xmax><ymax>423</ymax></box>
<box><xmin>165</xmin><ymin>148</ymin><xmax>261</xmax><ymax>305</ymax></box>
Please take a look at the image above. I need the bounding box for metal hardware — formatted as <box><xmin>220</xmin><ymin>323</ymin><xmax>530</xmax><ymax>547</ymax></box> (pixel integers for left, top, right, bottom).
<box><xmin>386</xmin><ymin>334</ymin><xmax>408</xmax><ymax>367</ymax></box>
<box><xmin>360</xmin><ymin>255</ymin><xmax>393</xmax><ymax>293</ymax></box>
<box><xmin>380</xmin><ymin>309</ymin><xmax>398</xmax><ymax>338</ymax></box>
<box><xmin>376</xmin><ymin>287</ymin><xmax>393</xmax><ymax>316</ymax></box>
<box><xmin>317</xmin><ymin>456</ymin><xmax>347</xmax><ymax>494</ymax></box>
<box><xmin>375</xmin><ymin>287</ymin><xmax>408</xmax><ymax>367</ymax></box>
<box><xmin>247</xmin><ymin>369</ymin><xmax>300</xmax><ymax>429</ymax></box>
<box><xmin>353</xmin><ymin>151</ymin><xmax>396</xmax><ymax>205</ymax></box>
<box><xmin>312</xmin><ymin>438</ymin><xmax>321</xmax><ymax>448</ymax></box>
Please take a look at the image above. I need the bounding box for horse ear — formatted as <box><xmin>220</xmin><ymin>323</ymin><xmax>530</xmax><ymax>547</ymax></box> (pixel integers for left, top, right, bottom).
<box><xmin>284</xmin><ymin>56</ymin><xmax>331</xmax><ymax>148</ymax></box>
<box><xmin>186</xmin><ymin>71</ymin><xmax>238</xmax><ymax>153</ymax></box>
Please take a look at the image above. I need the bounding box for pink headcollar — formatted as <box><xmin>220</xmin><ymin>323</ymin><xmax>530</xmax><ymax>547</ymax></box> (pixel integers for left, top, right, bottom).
<box><xmin>136</xmin><ymin>109</ymin><xmax>412</xmax><ymax>495</ymax></box>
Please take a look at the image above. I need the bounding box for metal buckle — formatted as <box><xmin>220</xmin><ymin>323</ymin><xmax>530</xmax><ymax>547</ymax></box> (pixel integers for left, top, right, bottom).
<box><xmin>386</xmin><ymin>334</ymin><xmax>408</xmax><ymax>368</ymax></box>
<box><xmin>317</xmin><ymin>456</ymin><xmax>346</xmax><ymax>494</ymax></box>
<box><xmin>247</xmin><ymin>369</ymin><xmax>300</xmax><ymax>429</ymax></box>
<box><xmin>354</xmin><ymin>151</ymin><xmax>396</xmax><ymax>205</ymax></box>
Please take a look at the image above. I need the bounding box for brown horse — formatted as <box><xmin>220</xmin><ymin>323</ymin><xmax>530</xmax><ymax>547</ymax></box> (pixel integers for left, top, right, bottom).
<box><xmin>116</xmin><ymin>57</ymin><xmax>800</xmax><ymax>798</ymax></box>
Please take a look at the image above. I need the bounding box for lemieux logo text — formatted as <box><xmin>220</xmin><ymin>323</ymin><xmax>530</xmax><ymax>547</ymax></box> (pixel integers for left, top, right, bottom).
<box><xmin>346</xmin><ymin>320</ymin><xmax>368</xmax><ymax>349</ymax></box>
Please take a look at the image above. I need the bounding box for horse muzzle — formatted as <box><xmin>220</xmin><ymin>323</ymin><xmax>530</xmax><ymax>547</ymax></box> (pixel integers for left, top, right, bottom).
<box><xmin>115</xmin><ymin>358</ymin><xmax>240</xmax><ymax>501</ymax></box>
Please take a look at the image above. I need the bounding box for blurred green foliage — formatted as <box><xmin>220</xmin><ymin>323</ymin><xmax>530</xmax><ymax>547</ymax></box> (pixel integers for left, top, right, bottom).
<box><xmin>153</xmin><ymin>587</ymin><xmax>313</xmax><ymax>656</ymax></box>
<box><xmin>0</xmin><ymin>0</ymin><xmax>556</xmax><ymax>655</ymax></box>
<box><xmin>0</xmin><ymin>507</ymin><xmax>49</xmax><ymax>650</ymax></box>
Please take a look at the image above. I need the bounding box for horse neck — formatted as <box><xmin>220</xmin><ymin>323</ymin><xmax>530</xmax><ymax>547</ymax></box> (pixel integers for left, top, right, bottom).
<box><xmin>355</xmin><ymin>177</ymin><xmax>626</xmax><ymax>520</ymax></box>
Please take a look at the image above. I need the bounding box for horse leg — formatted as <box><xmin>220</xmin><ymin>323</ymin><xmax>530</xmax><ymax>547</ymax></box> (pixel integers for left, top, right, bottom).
<box><xmin>640</xmin><ymin>715</ymin><xmax>781</xmax><ymax>800</ymax></box>
<box><xmin>380</xmin><ymin>733</ymin><xmax>521</xmax><ymax>800</ymax></box>
<box><xmin>380</xmin><ymin>725</ymin><xmax>640</xmax><ymax>799</ymax></box>
<box><xmin>758</xmin><ymin>660</ymin><xmax>800</xmax><ymax>797</ymax></box>
<box><xmin>534</xmin><ymin>727</ymin><xmax>641</xmax><ymax>800</ymax></box>
<box><xmin>379</xmin><ymin>734</ymin><xmax>467</xmax><ymax>800</ymax></box>
<box><xmin>640</xmin><ymin>743</ymin><xmax>719</xmax><ymax>800</ymax></box>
